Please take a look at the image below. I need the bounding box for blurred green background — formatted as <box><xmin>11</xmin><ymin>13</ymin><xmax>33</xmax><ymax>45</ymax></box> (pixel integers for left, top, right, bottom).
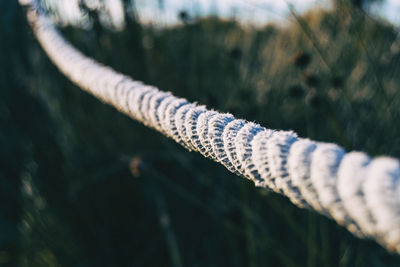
<box><xmin>2</xmin><ymin>0</ymin><xmax>400</xmax><ymax>266</ymax></box>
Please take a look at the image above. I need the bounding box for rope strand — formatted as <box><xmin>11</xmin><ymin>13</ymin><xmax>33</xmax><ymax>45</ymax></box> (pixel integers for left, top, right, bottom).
<box><xmin>22</xmin><ymin>1</ymin><xmax>400</xmax><ymax>254</ymax></box>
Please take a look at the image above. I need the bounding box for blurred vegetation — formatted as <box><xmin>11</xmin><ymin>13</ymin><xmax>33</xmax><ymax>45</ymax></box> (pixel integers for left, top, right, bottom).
<box><xmin>2</xmin><ymin>0</ymin><xmax>400</xmax><ymax>266</ymax></box>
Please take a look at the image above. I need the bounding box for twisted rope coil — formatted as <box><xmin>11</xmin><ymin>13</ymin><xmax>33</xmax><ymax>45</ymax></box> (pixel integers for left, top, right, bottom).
<box><xmin>25</xmin><ymin>3</ymin><xmax>400</xmax><ymax>253</ymax></box>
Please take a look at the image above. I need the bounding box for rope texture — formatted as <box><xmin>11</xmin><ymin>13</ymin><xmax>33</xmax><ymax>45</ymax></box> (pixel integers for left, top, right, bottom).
<box><xmin>25</xmin><ymin>3</ymin><xmax>400</xmax><ymax>254</ymax></box>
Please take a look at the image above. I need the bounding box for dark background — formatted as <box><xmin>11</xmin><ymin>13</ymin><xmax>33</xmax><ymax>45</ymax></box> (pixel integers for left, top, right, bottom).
<box><xmin>1</xmin><ymin>0</ymin><xmax>400</xmax><ymax>266</ymax></box>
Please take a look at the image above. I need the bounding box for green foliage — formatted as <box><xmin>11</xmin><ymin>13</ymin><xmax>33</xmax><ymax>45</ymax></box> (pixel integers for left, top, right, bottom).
<box><xmin>332</xmin><ymin>0</ymin><xmax>384</xmax><ymax>9</ymax></box>
<box><xmin>1</xmin><ymin>2</ymin><xmax>400</xmax><ymax>266</ymax></box>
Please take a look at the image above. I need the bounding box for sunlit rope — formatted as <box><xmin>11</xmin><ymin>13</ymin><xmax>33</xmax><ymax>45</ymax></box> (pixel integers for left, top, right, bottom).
<box><xmin>21</xmin><ymin>0</ymin><xmax>400</xmax><ymax>254</ymax></box>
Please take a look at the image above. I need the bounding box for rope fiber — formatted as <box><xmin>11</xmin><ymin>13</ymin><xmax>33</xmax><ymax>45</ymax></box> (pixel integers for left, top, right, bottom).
<box><xmin>21</xmin><ymin>0</ymin><xmax>400</xmax><ymax>254</ymax></box>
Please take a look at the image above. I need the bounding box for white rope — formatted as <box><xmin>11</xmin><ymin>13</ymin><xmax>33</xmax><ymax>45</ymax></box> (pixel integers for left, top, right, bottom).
<box><xmin>23</xmin><ymin>2</ymin><xmax>400</xmax><ymax>254</ymax></box>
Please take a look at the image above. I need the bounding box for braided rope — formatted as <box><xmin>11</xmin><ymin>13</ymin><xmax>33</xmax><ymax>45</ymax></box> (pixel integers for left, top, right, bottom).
<box><xmin>24</xmin><ymin>3</ymin><xmax>400</xmax><ymax>253</ymax></box>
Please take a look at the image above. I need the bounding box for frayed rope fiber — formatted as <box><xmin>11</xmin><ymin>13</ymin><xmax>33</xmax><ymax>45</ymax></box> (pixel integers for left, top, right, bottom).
<box><xmin>23</xmin><ymin>2</ymin><xmax>400</xmax><ymax>254</ymax></box>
